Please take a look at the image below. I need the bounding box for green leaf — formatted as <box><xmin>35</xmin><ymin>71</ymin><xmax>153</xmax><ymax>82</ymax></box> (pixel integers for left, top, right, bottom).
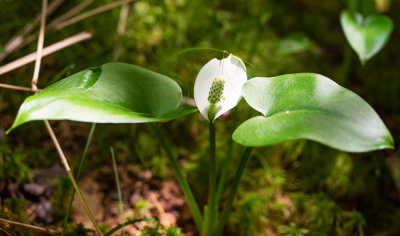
<box><xmin>275</xmin><ymin>32</ymin><xmax>313</xmax><ymax>55</ymax></box>
<box><xmin>340</xmin><ymin>10</ymin><xmax>393</xmax><ymax>64</ymax></box>
<box><xmin>8</xmin><ymin>62</ymin><xmax>196</xmax><ymax>133</ymax></box>
<box><xmin>233</xmin><ymin>74</ymin><xmax>394</xmax><ymax>152</ymax></box>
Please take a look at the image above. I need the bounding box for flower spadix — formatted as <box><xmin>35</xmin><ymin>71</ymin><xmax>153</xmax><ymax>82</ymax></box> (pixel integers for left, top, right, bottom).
<box><xmin>194</xmin><ymin>54</ymin><xmax>247</xmax><ymax>122</ymax></box>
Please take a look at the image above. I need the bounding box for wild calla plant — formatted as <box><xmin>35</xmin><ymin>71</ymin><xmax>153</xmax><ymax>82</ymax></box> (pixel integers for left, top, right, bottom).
<box><xmin>8</xmin><ymin>54</ymin><xmax>394</xmax><ymax>236</ymax></box>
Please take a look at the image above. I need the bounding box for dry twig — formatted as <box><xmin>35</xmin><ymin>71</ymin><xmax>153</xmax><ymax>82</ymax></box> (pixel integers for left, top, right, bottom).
<box><xmin>0</xmin><ymin>31</ymin><xmax>92</xmax><ymax>76</ymax></box>
<box><xmin>31</xmin><ymin>0</ymin><xmax>48</xmax><ymax>92</ymax></box>
<box><xmin>1</xmin><ymin>0</ymin><xmax>133</xmax><ymax>62</ymax></box>
<box><xmin>43</xmin><ymin>121</ymin><xmax>103</xmax><ymax>235</ymax></box>
<box><xmin>112</xmin><ymin>2</ymin><xmax>131</xmax><ymax>61</ymax></box>
<box><xmin>48</xmin><ymin>0</ymin><xmax>94</xmax><ymax>29</ymax></box>
<box><xmin>0</xmin><ymin>83</ymin><xmax>37</xmax><ymax>92</ymax></box>
<box><xmin>55</xmin><ymin>0</ymin><xmax>135</xmax><ymax>30</ymax></box>
<box><xmin>26</xmin><ymin>1</ymin><xmax>103</xmax><ymax>234</ymax></box>
<box><xmin>0</xmin><ymin>218</ymin><xmax>59</xmax><ymax>235</ymax></box>
<box><xmin>0</xmin><ymin>0</ymin><xmax>64</xmax><ymax>62</ymax></box>
<box><xmin>149</xmin><ymin>194</ymin><xmax>173</xmax><ymax>227</ymax></box>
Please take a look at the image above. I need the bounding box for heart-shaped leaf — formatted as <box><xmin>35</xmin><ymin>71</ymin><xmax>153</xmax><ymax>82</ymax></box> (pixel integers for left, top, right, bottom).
<box><xmin>8</xmin><ymin>62</ymin><xmax>196</xmax><ymax>133</ymax></box>
<box><xmin>340</xmin><ymin>10</ymin><xmax>393</xmax><ymax>64</ymax></box>
<box><xmin>233</xmin><ymin>74</ymin><xmax>394</xmax><ymax>152</ymax></box>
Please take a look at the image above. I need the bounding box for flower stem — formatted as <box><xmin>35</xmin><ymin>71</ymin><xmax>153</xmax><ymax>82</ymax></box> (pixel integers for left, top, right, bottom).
<box><xmin>338</xmin><ymin>44</ymin><xmax>354</xmax><ymax>86</ymax></box>
<box><xmin>61</xmin><ymin>123</ymin><xmax>96</xmax><ymax>235</ymax></box>
<box><xmin>206</xmin><ymin>121</ymin><xmax>217</xmax><ymax>235</ymax></box>
<box><xmin>216</xmin><ymin>147</ymin><xmax>253</xmax><ymax>235</ymax></box>
<box><xmin>215</xmin><ymin>107</ymin><xmax>237</xmax><ymax>206</ymax></box>
<box><xmin>208</xmin><ymin>104</ymin><xmax>216</xmax><ymax>122</ymax></box>
<box><xmin>110</xmin><ymin>147</ymin><xmax>125</xmax><ymax>236</ymax></box>
<box><xmin>150</xmin><ymin>124</ymin><xmax>203</xmax><ymax>230</ymax></box>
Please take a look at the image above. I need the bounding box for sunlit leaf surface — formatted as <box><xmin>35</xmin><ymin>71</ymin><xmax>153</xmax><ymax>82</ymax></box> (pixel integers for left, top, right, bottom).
<box><xmin>233</xmin><ymin>73</ymin><xmax>394</xmax><ymax>152</ymax></box>
<box><xmin>8</xmin><ymin>62</ymin><xmax>196</xmax><ymax>133</ymax></box>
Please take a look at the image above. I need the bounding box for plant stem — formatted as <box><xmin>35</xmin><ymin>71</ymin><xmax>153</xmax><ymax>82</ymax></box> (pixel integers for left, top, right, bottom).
<box><xmin>339</xmin><ymin>44</ymin><xmax>354</xmax><ymax>86</ymax></box>
<box><xmin>110</xmin><ymin>147</ymin><xmax>125</xmax><ymax>236</ymax></box>
<box><xmin>205</xmin><ymin>121</ymin><xmax>217</xmax><ymax>235</ymax></box>
<box><xmin>150</xmin><ymin>124</ymin><xmax>203</xmax><ymax>230</ymax></box>
<box><xmin>216</xmin><ymin>147</ymin><xmax>253</xmax><ymax>235</ymax></box>
<box><xmin>61</xmin><ymin>123</ymin><xmax>96</xmax><ymax>235</ymax></box>
<box><xmin>44</xmin><ymin>121</ymin><xmax>103</xmax><ymax>235</ymax></box>
<box><xmin>208</xmin><ymin>104</ymin><xmax>216</xmax><ymax>121</ymax></box>
<box><xmin>104</xmin><ymin>218</ymin><xmax>155</xmax><ymax>236</ymax></box>
<box><xmin>215</xmin><ymin>107</ymin><xmax>237</xmax><ymax>206</ymax></box>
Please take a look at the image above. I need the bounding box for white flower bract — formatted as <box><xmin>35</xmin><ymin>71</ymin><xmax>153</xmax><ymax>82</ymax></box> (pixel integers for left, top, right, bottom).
<box><xmin>194</xmin><ymin>54</ymin><xmax>247</xmax><ymax>121</ymax></box>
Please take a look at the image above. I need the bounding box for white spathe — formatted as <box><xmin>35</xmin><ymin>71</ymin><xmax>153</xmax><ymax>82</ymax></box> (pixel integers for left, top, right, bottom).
<box><xmin>194</xmin><ymin>54</ymin><xmax>247</xmax><ymax>121</ymax></box>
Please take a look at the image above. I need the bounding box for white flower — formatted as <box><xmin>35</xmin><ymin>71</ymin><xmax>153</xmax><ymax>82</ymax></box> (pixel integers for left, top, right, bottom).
<box><xmin>194</xmin><ymin>54</ymin><xmax>247</xmax><ymax>122</ymax></box>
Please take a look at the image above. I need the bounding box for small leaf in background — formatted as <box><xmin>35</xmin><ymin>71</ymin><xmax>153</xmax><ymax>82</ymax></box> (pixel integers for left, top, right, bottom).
<box><xmin>340</xmin><ymin>10</ymin><xmax>393</xmax><ymax>64</ymax></box>
<box><xmin>275</xmin><ymin>32</ymin><xmax>314</xmax><ymax>55</ymax></box>
<box><xmin>7</xmin><ymin>62</ymin><xmax>197</xmax><ymax>133</ymax></box>
<box><xmin>233</xmin><ymin>73</ymin><xmax>394</xmax><ymax>152</ymax></box>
